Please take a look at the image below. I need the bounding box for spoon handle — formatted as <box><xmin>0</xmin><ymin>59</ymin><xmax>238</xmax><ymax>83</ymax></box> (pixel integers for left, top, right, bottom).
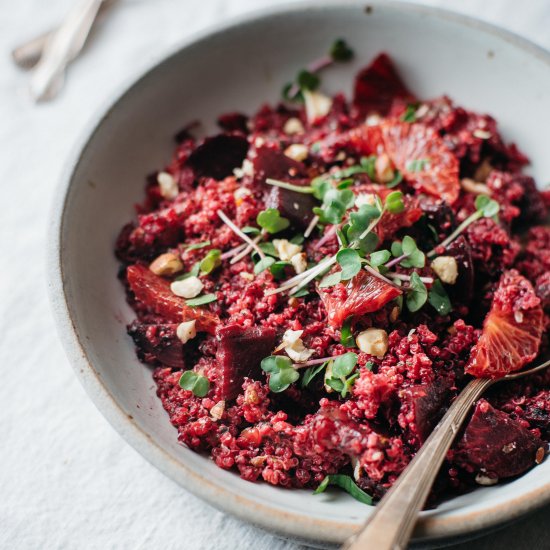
<box><xmin>342</xmin><ymin>377</ymin><xmax>493</xmax><ymax>550</ymax></box>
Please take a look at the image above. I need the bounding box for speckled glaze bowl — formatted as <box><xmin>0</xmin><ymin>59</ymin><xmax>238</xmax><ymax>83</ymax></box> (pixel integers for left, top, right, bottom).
<box><xmin>48</xmin><ymin>1</ymin><xmax>550</xmax><ymax>546</ymax></box>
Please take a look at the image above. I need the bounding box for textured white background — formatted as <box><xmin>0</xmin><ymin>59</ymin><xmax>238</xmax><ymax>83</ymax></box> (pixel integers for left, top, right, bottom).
<box><xmin>1</xmin><ymin>1</ymin><xmax>549</xmax><ymax>548</ymax></box>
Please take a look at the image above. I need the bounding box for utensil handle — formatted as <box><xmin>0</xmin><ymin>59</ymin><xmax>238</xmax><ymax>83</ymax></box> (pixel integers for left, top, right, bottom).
<box><xmin>342</xmin><ymin>377</ymin><xmax>492</xmax><ymax>550</ymax></box>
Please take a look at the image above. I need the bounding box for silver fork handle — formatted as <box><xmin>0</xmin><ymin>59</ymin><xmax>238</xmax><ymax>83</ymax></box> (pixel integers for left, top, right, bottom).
<box><xmin>29</xmin><ymin>0</ymin><xmax>104</xmax><ymax>101</ymax></box>
<box><xmin>342</xmin><ymin>377</ymin><xmax>493</xmax><ymax>550</ymax></box>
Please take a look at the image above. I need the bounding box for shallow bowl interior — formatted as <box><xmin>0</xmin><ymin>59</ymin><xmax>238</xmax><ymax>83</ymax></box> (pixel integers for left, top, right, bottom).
<box><xmin>50</xmin><ymin>1</ymin><xmax>550</xmax><ymax>545</ymax></box>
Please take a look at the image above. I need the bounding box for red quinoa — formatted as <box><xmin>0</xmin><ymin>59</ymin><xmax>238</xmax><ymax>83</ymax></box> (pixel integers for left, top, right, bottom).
<box><xmin>116</xmin><ymin>50</ymin><xmax>549</xmax><ymax>503</ymax></box>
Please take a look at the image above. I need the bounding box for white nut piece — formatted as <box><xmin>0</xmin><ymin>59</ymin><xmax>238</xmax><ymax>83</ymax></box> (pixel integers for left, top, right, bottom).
<box><xmin>365</xmin><ymin>114</ymin><xmax>381</xmax><ymax>126</ymax></box>
<box><xmin>149</xmin><ymin>252</ymin><xmax>183</xmax><ymax>276</ymax></box>
<box><xmin>157</xmin><ymin>171</ymin><xmax>178</xmax><ymax>199</ymax></box>
<box><xmin>210</xmin><ymin>400</ymin><xmax>225</xmax><ymax>421</ymax></box>
<box><xmin>290</xmin><ymin>252</ymin><xmax>307</xmax><ymax>274</ymax></box>
<box><xmin>170</xmin><ymin>276</ymin><xmax>204</xmax><ymax>298</ymax></box>
<box><xmin>475</xmin><ymin>473</ymin><xmax>498</xmax><ymax>486</ymax></box>
<box><xmin>460</xmin><ymin>177</ymin><xmax>491</xmax><ymax>196</ymax></box>
<box><xmin>176</xmin><ymin>320</ymin><xmax>197</xmax><ymax>344</ymax></box>
<box><xmin>375</xmin><ymin>154</ymin><xmax>395</xmax><ymax>183</ymax></box>
<box><xmin>234</xmin><ymin>186</ymin><xmax>252</xmax><ymax>205</ymax></box>
<box><xmin>283</xmin><ymin>117</ymin><xmax>305</xmax><ymax>135</ymax></box>
<box><xmin>431</xmin><ymin>256</ymin><xmax>459</xmax><ymax>285</ymax></box>
<box><xmin>273</xmin><ymin>239</ymin><xmax>302</xmax><ymax>261</ymax></box>
<box><xmin>284</xmin><ymin>143</ymin><xmax>309</xmax><ymax>162</ymax></box>
<box><xmin>303</xmin><ymin>89</ymin><xmax>333</xmax><ymax>123</ymax></box>
<box><xmin>356</xmin><ymin>328</ymin><xmax>389</xmax><ymax>358</ymax></box>
<box><xmin>279</xmin><ymin>329</ymin><xmax>314</xmax><ymax>363</ymax></box>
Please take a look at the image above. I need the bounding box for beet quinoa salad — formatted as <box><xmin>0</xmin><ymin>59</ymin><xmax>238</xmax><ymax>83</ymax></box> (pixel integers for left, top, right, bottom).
<box><xmin>116</xmin><ymin>42</ymin><xmax>550</xmax><ymax>504</ymax></box>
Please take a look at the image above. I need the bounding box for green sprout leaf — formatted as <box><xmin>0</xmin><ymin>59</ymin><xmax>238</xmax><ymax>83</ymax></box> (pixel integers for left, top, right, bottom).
<box><xmin>174</xmin><ymin>262</ymin><xmax>200</xmax><ymax>281</ymax></box>
<box><xmin>179</xmin><ymin>371</ymin><xmax>211</xmax><ymax>397</ymax></box>
<box><xmin>297</xmin><ymin>69</ymin><xmax>320</xmax><ymax>91</ymax></box>
<box><xmin>242</xmin><ymin>226</ymin><xmax>261</xmax><ymax>236</ymax></box>
<box><xmin>301</xmin><ymin>361</ymin><xmax>327</xmax><ymax>388</ymax></box>
<box><xmin>257</xmin><ymin>242</ymin><xmax>278</xmax><ymax>257</ymax></box>
<box><xmin>332</xmin><ymin>352</ymin><xmax>358</xmax><ymax>378</ymax></box>
<box><xmin>186</xmin><ymin>294</ymin><xmax>217</xmax><ymax>307</ymax></box>
<box><xmin>340</xmin><ymin>318</ymin><xmax>356</xmax><ymax>348</ymax></box>
<box><xmin>314</xmin><ymin>474</ymin><xmax>373</xmax><ymax>505</ymax></box>
<box><xmin>385</xmin><ymin>190</ymin><xmax>405</xmax><ymax>214</ymax></box>
<box><xmin>400</xmin><ymin>236</ymin><xmax>425</xmax><ymax>268</ymax></box>
<box><xmin>428</xmin><ymin>279</ymin><xmax>452</xmax><ymax>316</ymax></box>
<box><xmin>199</xmin><ymin>249</ymin><xmax>222</xmax><ymax>274</ymax></box>
<box><xmin>336</xmin><ymin>249</ymin><xmax>362</xmax><ymax>281</ymax></box>
<box><xmin>330</xmin><ymin>38</ymin><xmax>354</xmax><ymax>62</ymax></box>
<box><xmin>319</xmin><ymin>271</ymin><xmax>342</xmax><ymax>288</ymax></box>
<box><xmin>475</xmin><ymin>194</ymin><xmax>500</xmax><ymax>219</ymax></box>
<box><xmin>385</xmin><ymin>170</ymin><xmax>403</xmax><ymax>189</ymax></box>
<box><xmin>254</xmin><ymin>256</ymin><xmax>276</xmax><ymax>275</ymax></box>
<box><xmin>406</xmin><ymin>272</ymin><xmax>428</xmax><ymax>312</ymax></box>
<box><xmin>401</xmin><ymin>104</ymin><xmax>418</xmax><ymax>123</ymax></box>
<box><xmin>269</xmin><ymin>260</ymin><xmax>290</xmax><ymax>279</ymax></box>
<box><xmin>369</xmin><ymin>249</ymin><xmax>391</xmax><ymax>267</ymax></box>
<box><xmin>261</xmin><ymin>355</ymin><xmax>299</xmax><ymax>393</ymax></box>
<box><xmin>186</xmin><ymin>240</ymin><xmax>211</xmax><ymax>251</ymax></box>
<box><xmin>257</xmin><ymin>208</ymin><xmax>290</xmax><ymax>234</ymax></box>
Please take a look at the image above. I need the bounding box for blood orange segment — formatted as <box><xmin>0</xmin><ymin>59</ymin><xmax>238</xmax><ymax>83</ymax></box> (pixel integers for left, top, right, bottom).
<box><xmin>380</xmin><ymin>120</ymin><xmax>460</xmax><ymax>205</ymax></box>
<box><xmin>465</xmin><ymin>270</ymin><xmax>543</xmax><ymax>379</ymax></box>
<box><xmin>126</xmin><ymin>264</ymin><xmax>218</xmax><ymax>333</ymax></box>
<box><xmin>318</xmin><ymin>270</ymin><xmax>402</xmax><ymax>328</ymax></box>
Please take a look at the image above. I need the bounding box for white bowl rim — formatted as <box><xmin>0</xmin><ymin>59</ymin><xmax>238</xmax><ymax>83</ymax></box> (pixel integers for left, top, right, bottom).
<box><xmin>47</xmin><ymin>0</ymin><xmax>550</xmax><ymax>544</ymax></box>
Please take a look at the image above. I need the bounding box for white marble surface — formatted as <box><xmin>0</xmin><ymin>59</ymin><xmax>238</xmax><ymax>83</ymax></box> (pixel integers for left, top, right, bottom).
<box><xmin>1</xmin><ymin>1</ymin><xmax>549</xmax><ymax>548</ymax></box>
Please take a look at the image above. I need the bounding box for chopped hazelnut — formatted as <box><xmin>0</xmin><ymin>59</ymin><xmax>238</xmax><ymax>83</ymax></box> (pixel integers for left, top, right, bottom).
<box><xmin>284</xmin><ymin>143</ymin><xmax>309</xmax><ymax>162</ymax></box>
<box><xmin>170</xmin><ymin>276</ymin><xmax>203</xmax><ymax>298</ymax></box>
<box><xmin>283</xmin><ymin>117</ymin><xmax>305</xmax><ymax>135</ymax></box>
<box><xmin>536</xmin><ymin>447</ymin><xmax>545</xmax><ymax>464</ymax></box>
<box><xmin>356</xmin><ymin>328</ymin><xmax>389</xmax><ymax>358</ymax></box>
<box><xmin>157</xmin><ymin>171</ymin><xmax>178</xmax><ymax>199</ymax></box>
<box><xmin>234</xmin><ymin>186</ymin><xmax>252</xmax><ymax>205</ymax></box>
<box><xmin>475</xmin><ymin>473</ymin><xmax>498</xmax><ymax>486</ymax></box>
<box><xmin>355</xmin><ymin>193</ymin><xmax>377</xmax><ymax>208</ymax></box>
<box><xmin>176</xmin><ymin>320</ymin><xmax>196</xmax><ymax>344</ymax></box>
<box><xmin>290</xmin><ymin>252</ymin><xmax>307</xmax><ymax>274</ymax></box>
<box><xmin>273</xmin><ymin>239</ymin><xmax>302</xmax><ymax>261</ymax></box>
<box><xmin>149</xmin><ymin>252</ymin><xmax>183</xmax><ymax>276</ymax></box>
<box><xmin>375</xmin><ymin>154</ymin><xmax>395</xmax><ymax>183</ymax></box>
<box><xmin>431</xmin><ymin>256</ymin><xmax>459</xmax><ymax>285</ymax></box>
<box><xmin>365</xmin><ymin>114</ymin><xmax>381</xmax><ymax>126</ymax></box>
<box><xmin>239</xmin><ymin>271</ymin><xmax>254</xmax><ymax>281</ymax></box>
<box><xmin>210</xmin><ymin>400</ymin><xmax>225</xmax><ymax>421</ymax></box>
<box><xmin>279</xmin><ymin>329</ymin><xmax>313</xmax><ymax>363</ymax></box>
<box><xmin>389</xmin><ymin>306</ymin><xmax>400</xmax><ymax>323</ymax></box>
<box><xmin>303</xmin><ymin>89</ymin><xmax>332</xmax><ymax>123</ymax></box>
<box><xmin>460</xmin><ymin>178</ymin><xmax>491</xmax><ymax>196</ymax></box>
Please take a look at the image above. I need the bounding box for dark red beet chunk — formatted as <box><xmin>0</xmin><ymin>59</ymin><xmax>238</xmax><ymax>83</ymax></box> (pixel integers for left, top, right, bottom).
<box><xmin>128</xmin><ymin>321</ymin><xmax>184</xmax><ymax>369</ymax></box>
<box><xmin>217</xmin><ymin>112</ymin><xmax>249</xmax><ymax>134</ymax></box>
<box><xmin>402</xmin><ymin>378</ymin><xmax>453</xmax><ymax>443</ymax></box>
<box><xmin>353</xmin><ymin>53</ymin><xmax>416</xmax><ymax>116</ymax></box>
<box><xmin>252</xmin><ymin>146</ymin><xmax>307</xmax><ymax>182</ymax></box>
<box><xmin>266</xmin><ymin>186</ymin><xmax>317</xmax><ymax>229</ymax></box>
<box><xmin>453</xmin><ymin>399</ymin><xmax>545</xmax><ymax>479</ymax></box>
<box><xmin>216</xmin><ymin>324</ymin><xmax>276</xmax><ymax>400</ymax></box>
<box><xmin>186</xmin><ymin>134</ymin><xmax>249</xmax><ymax>179</ymax></box>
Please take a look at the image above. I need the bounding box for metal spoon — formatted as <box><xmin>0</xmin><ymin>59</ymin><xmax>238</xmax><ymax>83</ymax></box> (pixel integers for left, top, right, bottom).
<box><xmin>342</xmin><ymin>357</ymin><xmax>550</xmax><ymax>550</ymax></box>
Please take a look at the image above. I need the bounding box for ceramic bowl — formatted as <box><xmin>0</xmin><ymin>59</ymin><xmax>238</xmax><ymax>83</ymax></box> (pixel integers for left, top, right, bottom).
<box><xmin>49</xmin><ymin>1</ymin><xmax>550</xmax><ymax>546</ymax></box>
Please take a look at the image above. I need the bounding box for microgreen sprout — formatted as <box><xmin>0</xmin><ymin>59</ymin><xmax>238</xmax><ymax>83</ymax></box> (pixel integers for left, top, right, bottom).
<box><xmin>257</xmin><ymin>208</ymin><xmax>291</xmax><ymax>234</ymax></box>
<box><xmin>405</xmin><ymin>272</ymin><xmax>428</xmax><ymax>312</ymax></box>
<box><xmin>186</xmin><ymin>240</ymin><xmax>211</xmax><ymax>251</ymax></box>
<box><xmin>186</xmin><ymin>294</ymin><xmax>217</xmax><ymax>307</ymax></box>
<box><xmin>401</xmin><ymin>103</ymin><xmax>419</xmax><ymax>123</ymax></box>
<box><xmin>199</xmin><ymin>249</ymin><xmax>221</xmax><ymax>274</ymax></box>
<box><xmin>427</xmin><ymin>195</ymin><xmax>500</xmax><ymax>257</ymax></box>
<box><xmin>406</xmin><ymin>158</ymin><xmax>430</xmax><ymax>172</ymax></box>
<box><xmin>428</xmin><ymin>279</ymin><xmax>452</xmax><ymax>315</ymax></box>
<box><xmin>261</xmin><ymin>356</ymin><xmax>300</xmax><ymax>393</ymax></box>
<box><xmin>325</xmin><ymin>352</ymin><xmax>359</xmax><ymax>398</ymax></box>
<box><xmin>314</xmin><ymin>474</ymin><xmax>374</xmax><ymax>505</ymax></box>
<box><xmin>283</xmin><ymin>39</ymin><xmax>354</xmax><ymax>100</ymax></box>
<box><xmin>179</xmin><ymin>371</ymin><xmax>210</xmax><ymax>397</ymax></box>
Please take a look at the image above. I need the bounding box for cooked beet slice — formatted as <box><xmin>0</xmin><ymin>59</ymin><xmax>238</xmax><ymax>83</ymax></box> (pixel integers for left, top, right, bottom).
<box><xmin>453</xmin><ymin>399</ymin><xmax>545</xmax><ymax>479</ymax></box>
<box><xmin>445</xmin><ymin>236</ymin><xmax>474</xmax><ymax>303</ymax></box>
<box><xmin>128</xmin><ymin>321</ymin><xmax>184</xmax><ymax>368</ymax></box>
<box><xmin>216</xmin><ymin>324</ymin><xmax>276</xmax><ymax>400</ymax></box>
<box><xmin>401</xmin><ymin>378</ymin><xmax>453</xmax><ymax>443</ymax></box>
<box><xmin>217</xmin><ymin>112</ymin><xmax>249</xmax><ymax>134</ymax></box>
<box><xmin>353</xmin><ymin>53</ymin><xmax>416</xmax><ymax>116</ymax></box>
<box><xmin>252</xmin><ymin>146</ymin><xmax>307</xmax><ymax>182</ymax></box>
<box><xmin>266</xmin><ymin>186</ymin><xmax>317</xmax><ymax>229</ymax></box>
<box><xmin>186</xmin><ymin>134</ymin><xmax>249</xmax><ymax>179</ymax></box>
